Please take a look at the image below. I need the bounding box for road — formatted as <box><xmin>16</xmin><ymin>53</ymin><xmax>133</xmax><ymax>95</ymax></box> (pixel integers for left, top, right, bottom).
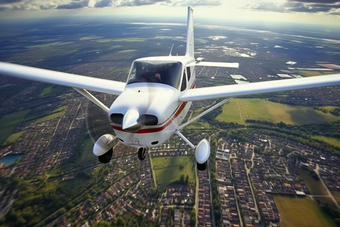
<box><xmin>315</xmin><ymin>164</ymin><xmax>340</xmax><ymax>209</ymax></box>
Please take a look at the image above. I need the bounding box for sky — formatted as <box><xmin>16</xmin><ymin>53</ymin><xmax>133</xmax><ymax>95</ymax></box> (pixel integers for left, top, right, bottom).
<box><xmin>0</xmin><ymin>0</ymin><xmax>339</xmax><ymax>25</ymax></box>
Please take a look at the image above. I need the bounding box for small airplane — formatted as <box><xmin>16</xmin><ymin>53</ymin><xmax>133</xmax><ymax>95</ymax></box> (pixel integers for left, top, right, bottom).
<box><xmin>1</xmin><ymin>6</ymin><xmax>340</xmax><ymax>171</ymax></box>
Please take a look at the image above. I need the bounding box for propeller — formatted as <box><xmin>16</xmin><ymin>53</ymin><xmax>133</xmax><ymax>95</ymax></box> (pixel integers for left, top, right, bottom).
<box><xmin>122</xmin><ymin>109</ymin><xmax>142</xmax><ymax>132</ymax></box>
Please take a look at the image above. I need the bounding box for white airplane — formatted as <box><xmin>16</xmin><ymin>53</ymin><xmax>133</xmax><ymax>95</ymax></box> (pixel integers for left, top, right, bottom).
<box><xmin>1</xmin><ymin>6</ymin><xmax>340</xmax><ymax>170</ymax></box>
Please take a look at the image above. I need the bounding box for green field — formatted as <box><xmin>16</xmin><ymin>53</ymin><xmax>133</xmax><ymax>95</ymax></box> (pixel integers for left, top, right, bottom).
<box><xmin>152</xmin><ymin>156</ymin><xmax>196</xmax><ymax>192</ymax></box>
<box><xmin>27</xmin><ymin>41</ymin><xmax>73</xmax><ymax>48</ymax></box>
<box><xmin>77</xmin><ymin>138</ymin><xmax>97</xmax><ymax>164</ymax></box>
<box><xmin>119</xmin><ymin>49</ymin><xmax>138</xmax><ymax>53</ymax></box>
<box><xmin>96</xmin><ymin>38</ymin><xmax>145</xmax><ymax>43</ymax></box>
<box><xmin>274</xmin><ymin>196</ymin><xmax>337</xmax><ymax>227</ymax></box>
<box><xmin>297</xmin><ymin>168</ymin><xmax>328</xmax><ymax>195</ymax></box>
<box><xmin>296</xmin><ymin>70</ymin><xmax>337</xmax><ymax>77</ymax></box>
<box><xmin>39</xmin><ymin>85</ymin><xmax>70</xmax><ymax>97</ymax></box>
<box><xmin>331</xmin><ymin>191</ymin><xmax>340</xmax><ymax>205</ymax></box>
<box><xmin>110</xmin><ymin>67</ymin><xmax>130</xmax><ymax>74</ymax></box>
<box><xmin>216</xmin><ymin>98</ymin><xmax>340</xmax><ymax>124</ymax></box>
<box><xmin>0</xmin><ymin>110</ymin><xmax>30</xmax><ymax>146</ymax></box>
<box><xmin>313</xmin><ymin>196</ymin><xmax>337</xmax><ymax>208</ymax></box>
<box><xmin>3</xmin><ymin>130</ymin><xmax>26</xmax><ymax>146</ymax></box>
<box><xmin>24</xmin><ymin>106</ymin><xmax>67</xmax><ymax>124</ymax></box>
<box><xmin>312</xmin><ymin>136</ymin><xmax>340</xmax><ymax>147</ymax></box>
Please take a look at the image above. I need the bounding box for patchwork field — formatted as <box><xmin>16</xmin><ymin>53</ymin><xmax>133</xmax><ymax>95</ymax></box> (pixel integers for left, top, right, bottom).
<box><xmin>216</xmin><ymin>98</ymin><xmax>340</xmax><ymax>125</ymax></box>
<box><xmin>312</xmin><ymin>136</ymin><xmax>340</xmax><ymax>147</ymax></box>
<box><xmin>331</xmin><ymin>191</ymin><xmax>340</xmax><ymax>205</ymax></box>
<box><xmin>152</xmin><ymin>155</ymin><xmax>196</xmax><ymax>192</ymax></box>
<box><xmin>296</xmin><ymin>70</ymin><xmax>337</xmax><ymax>77</ymax></box>
<box><xmin>274</xmin><ymin>196</ymin><xmax>337</xmax><ymax>227</ymax></box>
<box><xmin>77</xmin><ymin>138</ymin><xmax>97</xmax><ymax>164</ymax></box>
<box><xmin>0</xmin><ymin>110</ymin><xmax>30</xmax><ymax>146</ymax></box>
<box><xmin>297</xmin><ymin>168</ymin><xmax>328</xmax><ymax>195</ymax></box>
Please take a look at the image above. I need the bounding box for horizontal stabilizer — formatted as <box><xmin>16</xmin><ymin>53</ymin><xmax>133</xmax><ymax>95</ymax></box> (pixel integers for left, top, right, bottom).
<box><xmin>196</xmin><ymin>62</ymin><xmax>239</xmax><ymax>68</ymax></box>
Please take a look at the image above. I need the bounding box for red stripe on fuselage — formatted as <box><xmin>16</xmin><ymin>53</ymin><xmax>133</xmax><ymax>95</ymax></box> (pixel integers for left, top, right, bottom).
<box><xmin>112</xmin><ymin>82</ymin><xmax>196</xmax><ymax>134</ymax></box>
<box><xmin>112</xmin><ymin>101</ymin><xmax>187</xmax><ymax>134</ymax></box>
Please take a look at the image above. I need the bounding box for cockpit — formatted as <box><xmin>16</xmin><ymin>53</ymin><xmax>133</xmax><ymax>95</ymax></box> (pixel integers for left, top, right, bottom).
<box><xmin>126</xmin><ymin>60</ymin><xmax>182</xmax><ymax>89</ymax></box>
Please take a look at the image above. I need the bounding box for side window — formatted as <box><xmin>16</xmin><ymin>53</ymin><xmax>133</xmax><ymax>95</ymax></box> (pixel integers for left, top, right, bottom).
<box><xmin>181</xmin><ymin>71</ymin><xmax>187</xmax><ymax>92</ymax></box>
<box><xmin>187</xmin><ymin>67</ymin><xmax>191</xmax><ymax>81</ymax></box>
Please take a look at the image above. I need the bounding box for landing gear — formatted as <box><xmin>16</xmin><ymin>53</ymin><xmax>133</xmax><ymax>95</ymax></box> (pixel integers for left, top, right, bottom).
<box><xmin>138</xmin><ymin>147</ymin><xmax>147</xmax><ymax>161</ymax></box>
<box><xmin>98</xmin><ymin>148</ymin><xmax>113</xmax><ymax>163</ymax></box>
<box><xmin>197</xmin><ymin>161</ymin><xmax>207</xmax><ymax>171</ymax></box>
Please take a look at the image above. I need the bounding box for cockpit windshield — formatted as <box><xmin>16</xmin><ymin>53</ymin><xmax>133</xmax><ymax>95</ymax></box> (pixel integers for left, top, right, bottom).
<box><xmin>126</xmin><ymin>60</ymin><xmax>182</xmax><ymax>89</ymax></box>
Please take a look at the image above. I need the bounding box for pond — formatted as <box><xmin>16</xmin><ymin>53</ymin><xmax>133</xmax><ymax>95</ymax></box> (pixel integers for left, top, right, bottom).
<box><xmin>0</xmin><ymin>154</ymin><xmax>23</xmax><ymax>166</ymax></box>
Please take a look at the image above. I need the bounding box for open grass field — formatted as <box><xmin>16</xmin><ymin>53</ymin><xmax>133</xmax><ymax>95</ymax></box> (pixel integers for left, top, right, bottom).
<box><xmin>297</xmin><ymin>168</ymin><xmax>328</xmax><ymax>195</ymax></box>
<box><xmin>23</xmin><ymin>106</ymin><xmax>67</xmax><ymax>124</ymax></box>
<box><xmin>0</xmin><ymin>110</ymin><xmax>30</xmax><ymax>146</ymax></box>
<box><xmin>27</xmin><ymin>41</ymin><xmax>73</xmax><ymax>48</ymax></box>
<box><xmin>313</xmin><ymin>196</ymin><xmax>337</xmax><ymax>208</ymax></box>
<box><xmin>331</xmin><ymin>191</ymin><xmax>340</xmax><ymax>205</ymax></box>
<box><xmin>39</xmin><ymin>85</ymin><xmax>70</xmax><ymax>97</ymax></box>
<box><xmin>96</xmin><ymin>38</ymin><xmax>145</xmax><ymax>43</ymax></box>
<box><xmin>3</xmin><ymin>130</ymin><xmax>26</xmax><ymax>146</ymax></box>
<box><xmin>119</xmin><ymin>49</ymin><xmax>138</xmax><ymax>53</ymax></box>
<box><xmin>110</xmin><ymin>67</ymin><xmax>130</xmax><ymax>74</ymax></box>
<box><xmin>152</xmin><ymin>156</ymin><xmax>196</xmax><ymax>192</ymax></box>
<box><xmin>274</xmin><ymin>196</ymin><xmax>337</xmax><ymax>227</ymax></box>
<box><xmin>216</xmin><ymin>98</ymin><xmax>340</xmax><ymax>125</ymax></box>
<box><xmin>296</xmin><ymin>70</ymin><xmax>337</xmax><ymax>77</ymax></box>
<box><xmin>77</xmin><ymin>138</ymin><xmax>97</xmax><ymax>164</ymax></box>
<box><xmin>312</xmin><ymin>136</ymin><xmax>340</xmax><ymax>147</ymax></box>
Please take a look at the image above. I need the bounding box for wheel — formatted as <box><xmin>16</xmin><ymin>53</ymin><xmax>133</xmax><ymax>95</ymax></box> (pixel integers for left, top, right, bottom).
<box><xmin>138</xmin><ymin>147</ymin><xmax>146</xmax><ymax>161</ymax></box>
<box><xmin>197</xmin><ymin>161</ymin><xmax>207</xmax><ymax>171</ymax></box>
<box><xmin>98</xmin><ymin>148</ymin><xmax>113</xmax><ymax>163</ymax></box>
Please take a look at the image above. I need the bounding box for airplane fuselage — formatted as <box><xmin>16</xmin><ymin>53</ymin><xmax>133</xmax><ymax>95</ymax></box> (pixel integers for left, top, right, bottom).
<box><xmin>109</xmin><ymin>56</ymin><xmax>195</xmax><ymax>148</ymax></box>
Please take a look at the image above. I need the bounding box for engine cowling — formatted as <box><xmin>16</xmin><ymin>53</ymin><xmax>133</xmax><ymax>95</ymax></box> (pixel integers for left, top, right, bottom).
<box><xmin>93</xmin><ymin>134</ymin><xmax>116</xmax><ymax>156</ymax></box>
<box><xmin>195</xmin><ymin>139</ymin><xmax>210</xmax><ymax>164</ymax></box>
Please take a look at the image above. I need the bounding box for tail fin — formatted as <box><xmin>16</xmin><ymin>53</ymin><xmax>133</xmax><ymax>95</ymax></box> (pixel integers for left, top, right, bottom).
<box><xmin>185</xmin><ymin>6</ymin><xmax>194</xmax><ymax>58</ymax></box>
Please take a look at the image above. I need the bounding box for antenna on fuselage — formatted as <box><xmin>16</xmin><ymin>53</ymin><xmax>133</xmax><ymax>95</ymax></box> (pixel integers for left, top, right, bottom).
<box><xmin>169</xmin><ymin>44</ymin><xmax>174</xmax><ymax>56</ymax></box>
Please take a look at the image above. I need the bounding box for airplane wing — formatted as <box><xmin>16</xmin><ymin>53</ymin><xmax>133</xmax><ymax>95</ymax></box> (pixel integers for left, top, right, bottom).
<box><xmin>196</xmin><ymin>62</ymin><xmax>239</xmax><ymax>68</ymax></box>
<box><xmin>0</xmin><ymin>62</ymin><xmax>126</xmax><ymax>95</ymax></box>
<box><xmin>180</xmin><ymin>74</ymin><xmax>340</xmax><ymax>102</ymax></box>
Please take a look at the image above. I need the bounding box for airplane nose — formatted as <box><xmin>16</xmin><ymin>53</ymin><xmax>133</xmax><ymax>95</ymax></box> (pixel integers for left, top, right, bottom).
<box><xmin>122</xmin><ymin>109</ymin><xmax>141</xmax><ymax>132</ymax></box>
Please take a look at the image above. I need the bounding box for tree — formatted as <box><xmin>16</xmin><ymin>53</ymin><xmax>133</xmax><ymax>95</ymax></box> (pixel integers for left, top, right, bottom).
<box><xmin>180</xmin><ymin>174</ymin><xmax>185</xmax><ymax>184</ymax></box>
<box><xmin>190</xmin><ymin>209</ymin><xmax>196</xmax><ymax>227</ymax></box>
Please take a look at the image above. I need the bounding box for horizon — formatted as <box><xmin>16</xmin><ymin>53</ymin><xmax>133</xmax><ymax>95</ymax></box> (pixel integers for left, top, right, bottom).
<box><xmin>0</xmin><ymin>0</ymin><xmax>340</xmax><ymax>26</ymax></box>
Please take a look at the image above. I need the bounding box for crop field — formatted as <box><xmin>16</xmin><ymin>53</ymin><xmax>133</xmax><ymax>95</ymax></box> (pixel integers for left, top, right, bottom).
<box><xmin>3</xmin><ymin>130</ymin><xmax>26</xmax><ymax>146</ymax></box>
<box><xmin>331</xmin><ymin>191</ymin><xmax>340</xmax><ymax>205</ymax></box>
<box><xmin>77</xmin><ymin>138</ymin><xmax>97</xmax><ymax>164</ymax></box>
<box><xmin>296</xmin><ymin>70</ymin><xmax>337</xmax><ymax>77</ymax></box>
<box><xmin>152</xmin><ymin>155</ymin><xmax>196</xmax><ymax>192</ymax></box>
<box><xmin>23</xmin><ymin>106</ymin><xmax>67</xmax><ymax>124</ymax></box>
<box><xmin>0</xmin><ymin>110</ymin><xmax>30</xmax><ymax>146</ymax></box>
<box><xmin>297</xmin><ymin>168</ymin><xmax>328</xmax><ymax>195</ymax></box>
<box><xmin>312</xmin><ymin>136</ymin><xmax>340</xmax><ymax>147</ymax></box>
<box><xmin>274</xmin><ymin>196</ymin><xmax>337</xmax><ymax>227</ymax></box>
<box><xmin>216</xmin><ymin>98</ymin><xmax>340</xmax><ymax>125</ymax></box>
<box><xmin>313</xmin><ymin>196</ymin><xmax>337</xmax><ymax>208</ymax></box>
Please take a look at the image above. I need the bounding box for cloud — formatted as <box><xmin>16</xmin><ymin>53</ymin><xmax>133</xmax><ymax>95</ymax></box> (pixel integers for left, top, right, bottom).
<box><xmin>57</xmin><ymin>0</ymin><xmax>90</xmax><ymax>9</ymax></box>
<box><xmin>116</xmin><ymin>0</ymin><xmax>164</xmax><ymax>6</ymax></box>
<box><xmin>94</xmin><ymin>0</ymin><xmax>112</xmax><ymax>7</ymax></box>
<box><xmin>288</xmin><ymin>0</ymin><xmax>339</xmax><ymax>3</ymax></box>
<box><xmin>247</xmin><ymin>1</ymin><xmax>340</xmax><ymax>14</ymax></box>
<box><xmin>0</xmin><ymin>0</ymin><xmax>222</xmax><ymax>10</ymax></box>
<box><xmin>0</xmin><ymin>0</ymin><xmax>22</xmax><ymax>3</ymax></box>
<box><xmin>167</xmin><ymin>0</ymin><xmax>221</xmax><ymax>7</ymax></box>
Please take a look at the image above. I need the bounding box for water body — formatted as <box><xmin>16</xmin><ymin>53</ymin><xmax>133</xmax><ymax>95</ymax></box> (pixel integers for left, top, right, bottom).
<box><xmin>0</xmin><ymin>154</ymin><xmax>23</xmax><ymax>166</ymax></box>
